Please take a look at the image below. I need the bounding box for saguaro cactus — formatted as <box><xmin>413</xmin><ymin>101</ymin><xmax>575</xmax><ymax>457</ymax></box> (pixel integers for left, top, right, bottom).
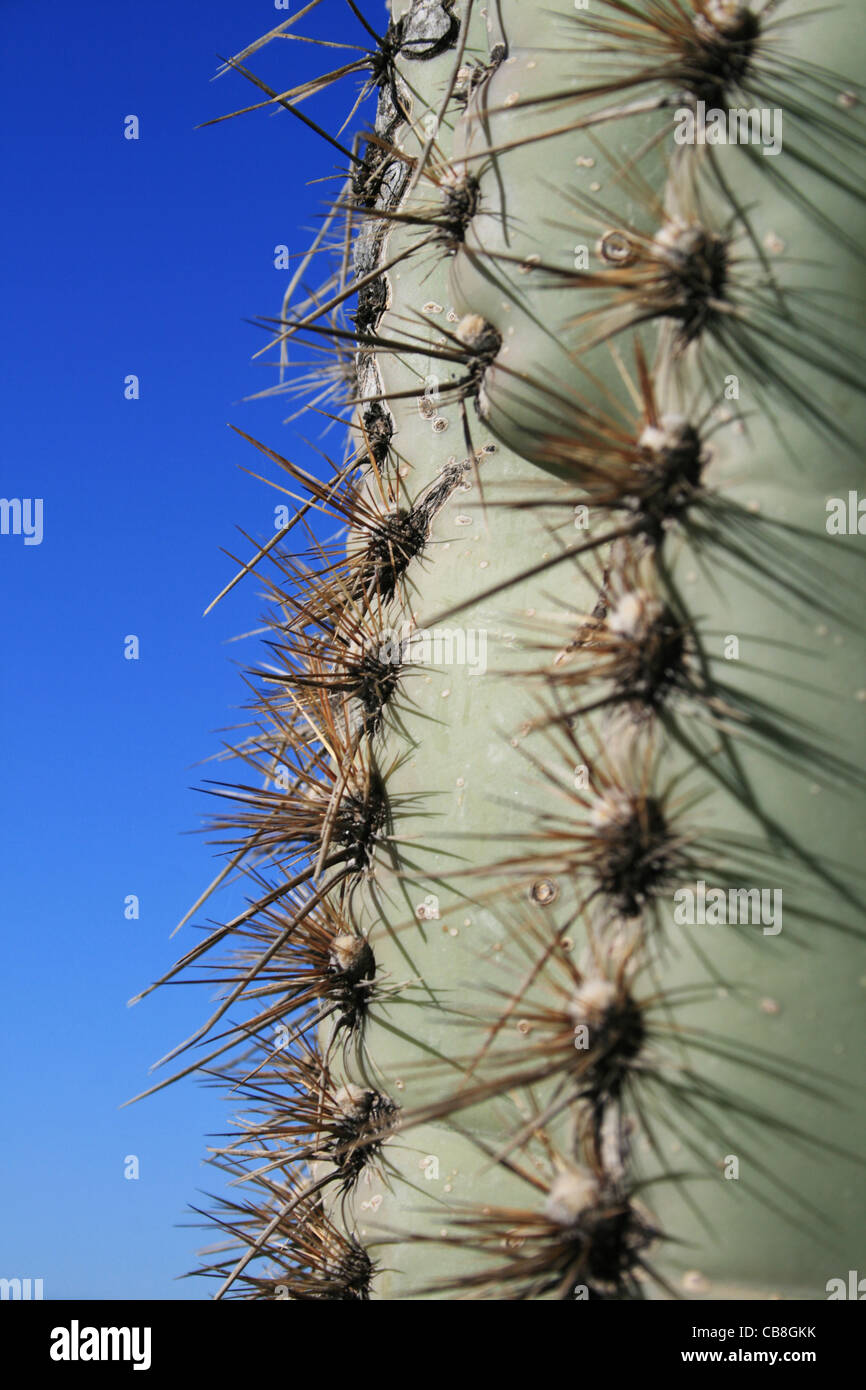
<box><xmin>134</xmin><ymin>0</ymin><xmax>865</xmax><ymax>1300</ymax></box>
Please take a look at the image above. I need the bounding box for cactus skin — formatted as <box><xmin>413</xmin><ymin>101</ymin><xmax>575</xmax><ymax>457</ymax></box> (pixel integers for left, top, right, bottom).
<box><xmin>136</xmin><ymin>0</ymin><xmax>866</xmax><ymax>1300</ymax></box>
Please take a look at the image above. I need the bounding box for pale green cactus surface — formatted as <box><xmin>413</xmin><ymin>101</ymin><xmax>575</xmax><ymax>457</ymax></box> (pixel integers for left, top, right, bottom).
<box><xmin>137</xmin><ymin>0</ymin><xmax>866</xmax><ymax>1300</ymax></box>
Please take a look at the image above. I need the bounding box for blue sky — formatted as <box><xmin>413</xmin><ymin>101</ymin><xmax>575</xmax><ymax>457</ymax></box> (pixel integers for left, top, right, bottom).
<box><xmin>0</xmin><ymin>0</ymin><xmax>382</xmax><ymax>1299</ymax></box>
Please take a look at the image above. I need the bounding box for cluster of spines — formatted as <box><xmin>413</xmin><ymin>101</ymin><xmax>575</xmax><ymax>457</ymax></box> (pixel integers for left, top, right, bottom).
<box><xmin>126</xmin><ymin>8</ymin><xmax>485</xmax><ymax>1298</ymax></box>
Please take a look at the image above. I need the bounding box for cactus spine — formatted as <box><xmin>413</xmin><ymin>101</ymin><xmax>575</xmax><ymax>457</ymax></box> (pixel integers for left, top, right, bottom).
<box><xmin>135</xmin><ymin>0</ymin><xmax>866</xmax><ymax>1299</ymax></box>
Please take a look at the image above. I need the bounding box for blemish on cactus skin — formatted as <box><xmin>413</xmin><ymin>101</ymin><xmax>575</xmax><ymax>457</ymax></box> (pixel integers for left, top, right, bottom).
<box><xmin>530</xmin><ymin>878</ymin><xmax>559</xmax><ymax>906</ymax></box>
<box><xmin>682</xmin><ymin>1269</ymin><xmax>710</xmax><ymax>1295</ymax></box>
<box><xmin>599</xmin><ymin>230</ymin><xmax>637</xmax><ymax>266</ymax></box>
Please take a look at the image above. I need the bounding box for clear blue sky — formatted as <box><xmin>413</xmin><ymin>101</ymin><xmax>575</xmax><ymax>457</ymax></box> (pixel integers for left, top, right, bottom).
<box><xmin>1</xmin><ymin>0</ymin><xmax>382</xmax><ymax>1299</ymax></box>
